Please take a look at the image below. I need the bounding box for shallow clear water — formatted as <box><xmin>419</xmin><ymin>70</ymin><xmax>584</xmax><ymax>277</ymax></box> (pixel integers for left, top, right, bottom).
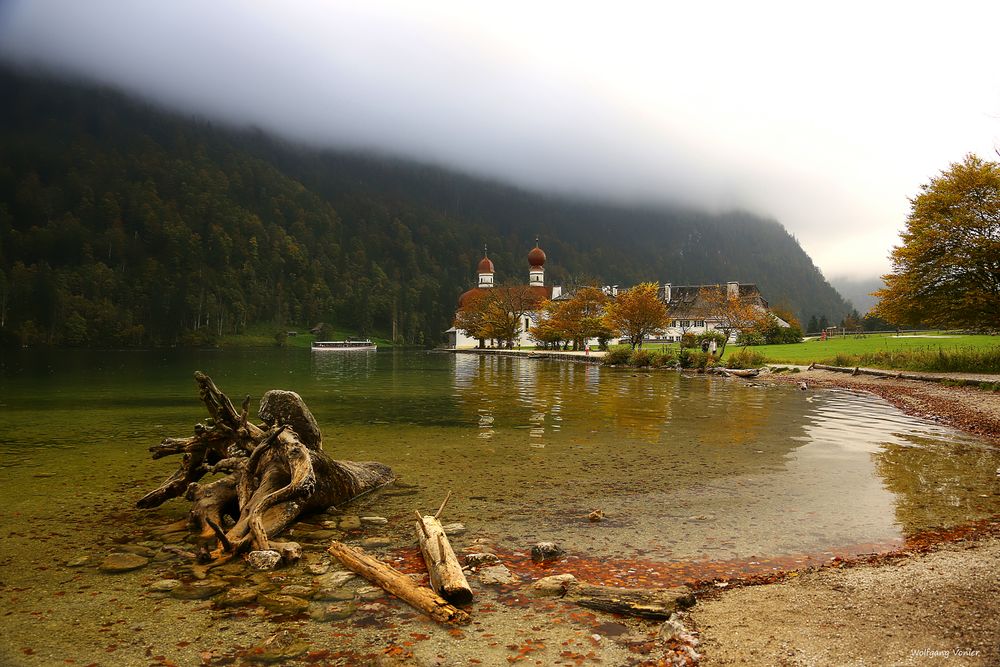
<box><xmin>1</xmin><ymin>348</ymin><xmax>997</xmax><ymax>665</ymax></box>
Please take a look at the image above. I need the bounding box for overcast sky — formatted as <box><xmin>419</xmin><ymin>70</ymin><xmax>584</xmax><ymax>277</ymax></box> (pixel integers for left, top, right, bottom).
<box><xmin>2</xmin><ymin>1</ymin><xmax>998</xmax><ymax>279</ymax></box>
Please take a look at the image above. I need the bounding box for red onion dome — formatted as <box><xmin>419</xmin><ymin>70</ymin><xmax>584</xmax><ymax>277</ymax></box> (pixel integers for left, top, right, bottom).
<box><xmin>528</xmin><ymin>243</ymin><xmax>546</xmax><ymax>268</ymax></box>
<box><xmin>477</xmin><ymin>256</ymin><xmax>494</xmax><ymax>273</ymax></box>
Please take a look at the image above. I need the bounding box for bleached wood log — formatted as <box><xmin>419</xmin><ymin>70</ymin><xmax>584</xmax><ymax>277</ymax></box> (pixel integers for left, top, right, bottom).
<box><xmin>327</xmin><ymin>541</ymin><xmax>470</xmax><ymax>625</ymax></box>
<box><xmin>414</xmin><ymin>513</ymin><xmax>473</xmax><ymax>605</ymax></box>
<box><xmin>532</xmin><ymin>574</ymin><xmax>695</xmax><ymax>620</ymax></box>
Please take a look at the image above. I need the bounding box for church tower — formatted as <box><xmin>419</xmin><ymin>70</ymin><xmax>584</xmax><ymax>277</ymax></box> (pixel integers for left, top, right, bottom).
<box><xmin>477</xmin><ymin>245</ymin><xmax>495</xmax><ymax>287</ymax></box>
<box><xmin>528</xmin><ymin>238</ymin><xmax>545</xmax><ymax>286</ymax></box>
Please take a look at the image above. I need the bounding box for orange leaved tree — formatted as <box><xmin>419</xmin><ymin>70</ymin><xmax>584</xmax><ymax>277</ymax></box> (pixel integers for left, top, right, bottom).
<box><xmin>873</xmin><ymin>154</ymin><xmax>1000</xmax><ymax>330</ymax></box>
<box><xmin>605</xmin><ymin>282</ymin><xmax>667</xmax><ymax>349</ymax></box>
<box><xmin>697</xmin><ymin>287</ymin><xmax>770</xmax><ymax>356</ymax></box>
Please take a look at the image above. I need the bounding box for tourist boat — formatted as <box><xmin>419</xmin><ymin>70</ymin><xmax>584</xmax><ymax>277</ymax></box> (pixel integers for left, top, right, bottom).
<box><xmin>311</xmin><ymin>339</ymin><xmax>377</xmax><ymax>352</ymax></box>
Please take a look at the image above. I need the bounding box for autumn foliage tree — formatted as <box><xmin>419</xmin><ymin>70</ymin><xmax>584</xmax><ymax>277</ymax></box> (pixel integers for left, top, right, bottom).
<box><xmin>454</xmin><ymin>291</ymin><xmax>489</xmax><ymax>346</ymax></box>
<box><xmin>540</xmin><ymin>286</ymin><xmax>614</xmax><ymax>349</ymax></box>
<box><xmin>698</xmin><ymin>286</ymin><xmax>770</xmax><ymax>355</ymax></box>
<box><xmin>873</xmin><ymin>154</ymin><xmax>1000</xmax><ymax>330</ymax></box>
<box><xmin>605</xmin><ymin>282</ymin><xmax>667</xmax><ymax>349</ymax></box>
<box><xmin>529</xmin><ymin>300</ymin><xmax>565</xmax><ymax>349</ymax></box>
<box><xmin>455</xmin><ymin>284</ymin><xmax>543</xmax><ymax>348</ymax></box>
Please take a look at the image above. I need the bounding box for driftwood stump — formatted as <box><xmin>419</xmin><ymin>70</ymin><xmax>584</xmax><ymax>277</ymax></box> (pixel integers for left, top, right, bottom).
<box><xmin>137</xmin><ymin>372</ymin><xmax>394</xmax><ymax>557</ymax></box>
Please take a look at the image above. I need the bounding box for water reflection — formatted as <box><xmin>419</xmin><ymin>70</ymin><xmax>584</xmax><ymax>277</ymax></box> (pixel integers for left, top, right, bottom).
<box><xmin>310</xmin><ymin>348</ymin><xmax>377</xmax><ymax>382</ymax></box>
<box><xmin>875</xmin><ymin>438</ymin><xmax>999</xmax><ymax>536</ymax></box>
<box><xmin>1</xmin><ymin>349</ymin><xmax>997</xmax><ymax>565</ymax></box>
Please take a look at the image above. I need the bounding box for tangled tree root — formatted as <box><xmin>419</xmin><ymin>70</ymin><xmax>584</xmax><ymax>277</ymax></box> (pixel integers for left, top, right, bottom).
<box><xmin>137</xmin><ymin>372</ymin><xmax>394</xmax><ymax>557</ymax></box>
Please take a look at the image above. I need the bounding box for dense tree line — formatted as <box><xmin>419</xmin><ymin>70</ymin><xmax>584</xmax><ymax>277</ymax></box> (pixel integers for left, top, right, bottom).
<box><xmin>0</xmin><ymin>67</ymin><xmax>851</xmax><ymax>347</ymax></box>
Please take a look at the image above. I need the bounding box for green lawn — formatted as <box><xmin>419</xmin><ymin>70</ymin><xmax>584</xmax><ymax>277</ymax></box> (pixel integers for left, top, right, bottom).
<box><xmin>721</xmin><ymin>333</ymin><xmax>1000</xmax><ymax>373</ymax></box>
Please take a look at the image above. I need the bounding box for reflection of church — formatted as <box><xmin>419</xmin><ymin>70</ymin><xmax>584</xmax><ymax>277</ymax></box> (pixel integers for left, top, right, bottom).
<box><xmin>444</xmin><ymin>241</ymin><xmax>563</xmax><ymax>349</ymax></box>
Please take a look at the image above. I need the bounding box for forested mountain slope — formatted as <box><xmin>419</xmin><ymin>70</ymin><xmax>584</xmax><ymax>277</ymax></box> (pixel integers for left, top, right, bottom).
<box><xmin>0</xmin><ymin>67</ymin><xmax>850</xmax><ymax>346</ymax></box>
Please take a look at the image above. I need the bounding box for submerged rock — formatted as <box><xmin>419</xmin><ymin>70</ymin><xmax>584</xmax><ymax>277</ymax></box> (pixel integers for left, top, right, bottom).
<box><xmin>170</xmin><ymin>579</ymin><xmax>228</xmax><ymax>600</ymax></box>
<box><xmin>532</xmin><ymin>573</ymin><xmax>578</xmax><ymax>595</ymax></box>
<box><xmin>118</xmin><ymin>544</ymin><xmax>157</xmax><ymax>558</ymax></box>
<box><xmin>356</xmin><ymin>585</ymin><xmax>384</xmax><ymax>600</ymax></box>
<box><xmin>309</xmin><ymin>602</ymin><xmax>357</xmax><ymax>622</ymax></box>
<box><xmin>247</xmin><ymin>550</ymin><xmax>282</xmax><ymax>571</ymax></box>
<box><xmin>463</xmin><ymin>552</ymin><xmax>501</xmax><ymax>568</ymax></box>
<box><xmin>312</xmin><ymin>587</ymin><xmax>356</xmax><ymax>602</ymax></box>
<box><xmin>314</xmin><ymin>570</ymin><xmax>355</xmax><ymax>588</ymax></box>
<box><xmin>360</xmin><ymin>516</ymin><xmax>388</xmax><ymax>525</ymax></box>
<box><xmin>213</xmin><ymin>587</ymin><xmax>259</xmax><ymax>608</ymax></box>
<box><xmin>306</xmin><ymin>559</ymin><xmax>331</xmax><ymax>575</ymax></box>
<box><xmin>477</xmin><ymin>564</ymin><xmax>517</xmax><ymax>585</ymax></box>
<box><xmin>338</xmin><ymin>516</ymin><xmax>362</xmax><ymax>530</ymax></box>
<box><xmin>279</xmin><ymin>542</ymin><xmax>302</xmax><ymax>564</ymax></box>
<box><xmin>65</xmin><ymin>556</ymin><xmax>90</xmax><ymax>568</ymax></box>
<box><xmin>258</xmin><ymin>593</ymin><xmax>310</xmax><ymax>615</ymax></box>
<box><xmin>530</xmin><ymin>542</ymin><xmax>565</xmax><ymax>563</ymax></box>
<box><xmin>279</xmin><ymin>584</ymin><xmax>315</xmax><ymax>598</ymax></box>
<box><xmin>148</xmin><ymin>579</ymin><xmax>183</xmax><ymax>592</ymax></box>
<box><xmin>246</xmin><ymin>630</ymin><xmax>309</xmax><ymax>663</ymax></box>
<box><xmin>99</xmin><ymin>553</ymin><xmax>150</xmax><ymax>573</ymax></box>
<box><xmin>215</xmin><ymin>563</ymin><xmax>248</xmax><ymax>577</ymax></box>
<box><xmin>303</xmin><ymin>529</ymin><xmax>341</xmax><ymax>542</ymax></box>
<box><xmin>360</xmin><ymin>537</ymin><xmax>394</xmax><ymax>548</ymax></box>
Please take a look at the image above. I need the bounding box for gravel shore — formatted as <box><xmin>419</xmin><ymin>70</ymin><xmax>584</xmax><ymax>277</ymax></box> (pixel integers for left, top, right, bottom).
<box><xmin>691</xmin><ymin>533</ymin><xmax>1000</xmax><ymax>666</ymax></box>
<box><xmin>690</xmin><ymin>368</ymin><xmax>1000</xmax><ymax>666</ymax></box>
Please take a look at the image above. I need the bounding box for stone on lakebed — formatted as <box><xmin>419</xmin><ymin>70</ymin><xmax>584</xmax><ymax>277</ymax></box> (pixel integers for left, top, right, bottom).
<box><xmin>247</xmin><ymin>550</ymin><xmax>282</xmax><ymax>571</ymax></box>
<box><xmin>213</xmin><ymin>587</ymin><xmax>260</xmax><ymax>609</ymax></box>
<box><xmin>169</xmin><ymin>579</ymin><xmax>228</xmax><ymax>600</ymax></box>
<box><xmin>99</xmin><ymin>552</ymin><xmax>150</xmax><ymax>573</ymax></box>
<box><xmin>530</xmin><ymin>542</ymin><xmax>565</xmax><ymax>563</ymax></box>
<box><xmin>258</xmin><ymin>593</ymin><xmax>310</xmax><ymax>615</ymax></box>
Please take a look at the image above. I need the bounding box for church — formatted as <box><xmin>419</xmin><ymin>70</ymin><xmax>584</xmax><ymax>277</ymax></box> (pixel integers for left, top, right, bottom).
<box><xmin>443</xmin><ymin>241</ymin><xmax>563</xmax><ymax>349</ymax></box>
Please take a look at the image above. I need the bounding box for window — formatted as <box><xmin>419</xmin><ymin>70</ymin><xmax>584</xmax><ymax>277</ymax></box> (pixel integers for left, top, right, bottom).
<box><xmin>525</xmin><ymin>318</ymin><xmax>530</xmax><ymax>329</ymax></box>
<box><xmin>695</xmin><ymin>320</ymin><xmax>704</xmax><ymax>327</ymax></box>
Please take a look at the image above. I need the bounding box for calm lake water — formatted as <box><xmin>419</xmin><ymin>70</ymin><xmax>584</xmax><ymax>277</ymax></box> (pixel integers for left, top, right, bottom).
<box><xmin>1</xmin><ymin>348</ymin><xmax>998</xmax><ymax>665</ymax></box>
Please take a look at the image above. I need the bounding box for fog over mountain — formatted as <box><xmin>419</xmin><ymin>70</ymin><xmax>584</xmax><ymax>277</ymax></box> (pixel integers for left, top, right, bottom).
<box><xmin>829</xmin><ymin>276</ymin><xmax>886</xmax><ymax>316</ymax></box>
<box><xmin>0</xmin><ymin>67</ymin><xmax>854</xmax><ymax>346</ymax></box>
<box><xmin>2</xmin><ymin>1</ymin><xmax>999</xmax><ymax>281</ymax></box>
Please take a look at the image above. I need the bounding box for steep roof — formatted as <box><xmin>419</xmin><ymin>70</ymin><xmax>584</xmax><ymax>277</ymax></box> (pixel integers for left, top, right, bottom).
<box><xmin>661</xmin><ymin>283</ymin><xmax>768</xmax><ymax>318</ymax></box>
<box><xmin>458</xmin><ymin>285</ymin><xmax>553</xmax><ymax>308</ymax></box>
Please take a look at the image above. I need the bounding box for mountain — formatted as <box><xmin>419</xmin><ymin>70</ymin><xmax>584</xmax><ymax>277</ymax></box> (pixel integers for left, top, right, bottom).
<box><xmin>829</xmin><ymin>276</ymin><xmax>885</xmax><ymax>315</ymax></box>
<box><xmin>0</xmin><ymin>66</ymin><xmax>851</xmax><ymax>347</ymax></box>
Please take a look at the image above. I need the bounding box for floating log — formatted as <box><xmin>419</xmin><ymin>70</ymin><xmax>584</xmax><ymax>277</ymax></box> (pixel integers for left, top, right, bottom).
<box><xmin>327</xmin><ymin>541</ymin><xmax>470</xmax><ymax>625</ymax></box>
<box><xmin>532</xmin><ymin>574</ymin><xmax>695</xmax><ymax>620</ymax></box>
<box><xmin>414</xmin><ymin>500</ymin><xmax>473</xmax><ymax>604</ymax></box>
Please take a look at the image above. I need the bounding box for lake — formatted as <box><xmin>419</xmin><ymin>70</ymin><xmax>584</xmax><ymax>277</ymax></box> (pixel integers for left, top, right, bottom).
<box><xmin>1</xmin><ymin>349</ymin><xmax>997</xmax><ymax>665</ymax></box>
